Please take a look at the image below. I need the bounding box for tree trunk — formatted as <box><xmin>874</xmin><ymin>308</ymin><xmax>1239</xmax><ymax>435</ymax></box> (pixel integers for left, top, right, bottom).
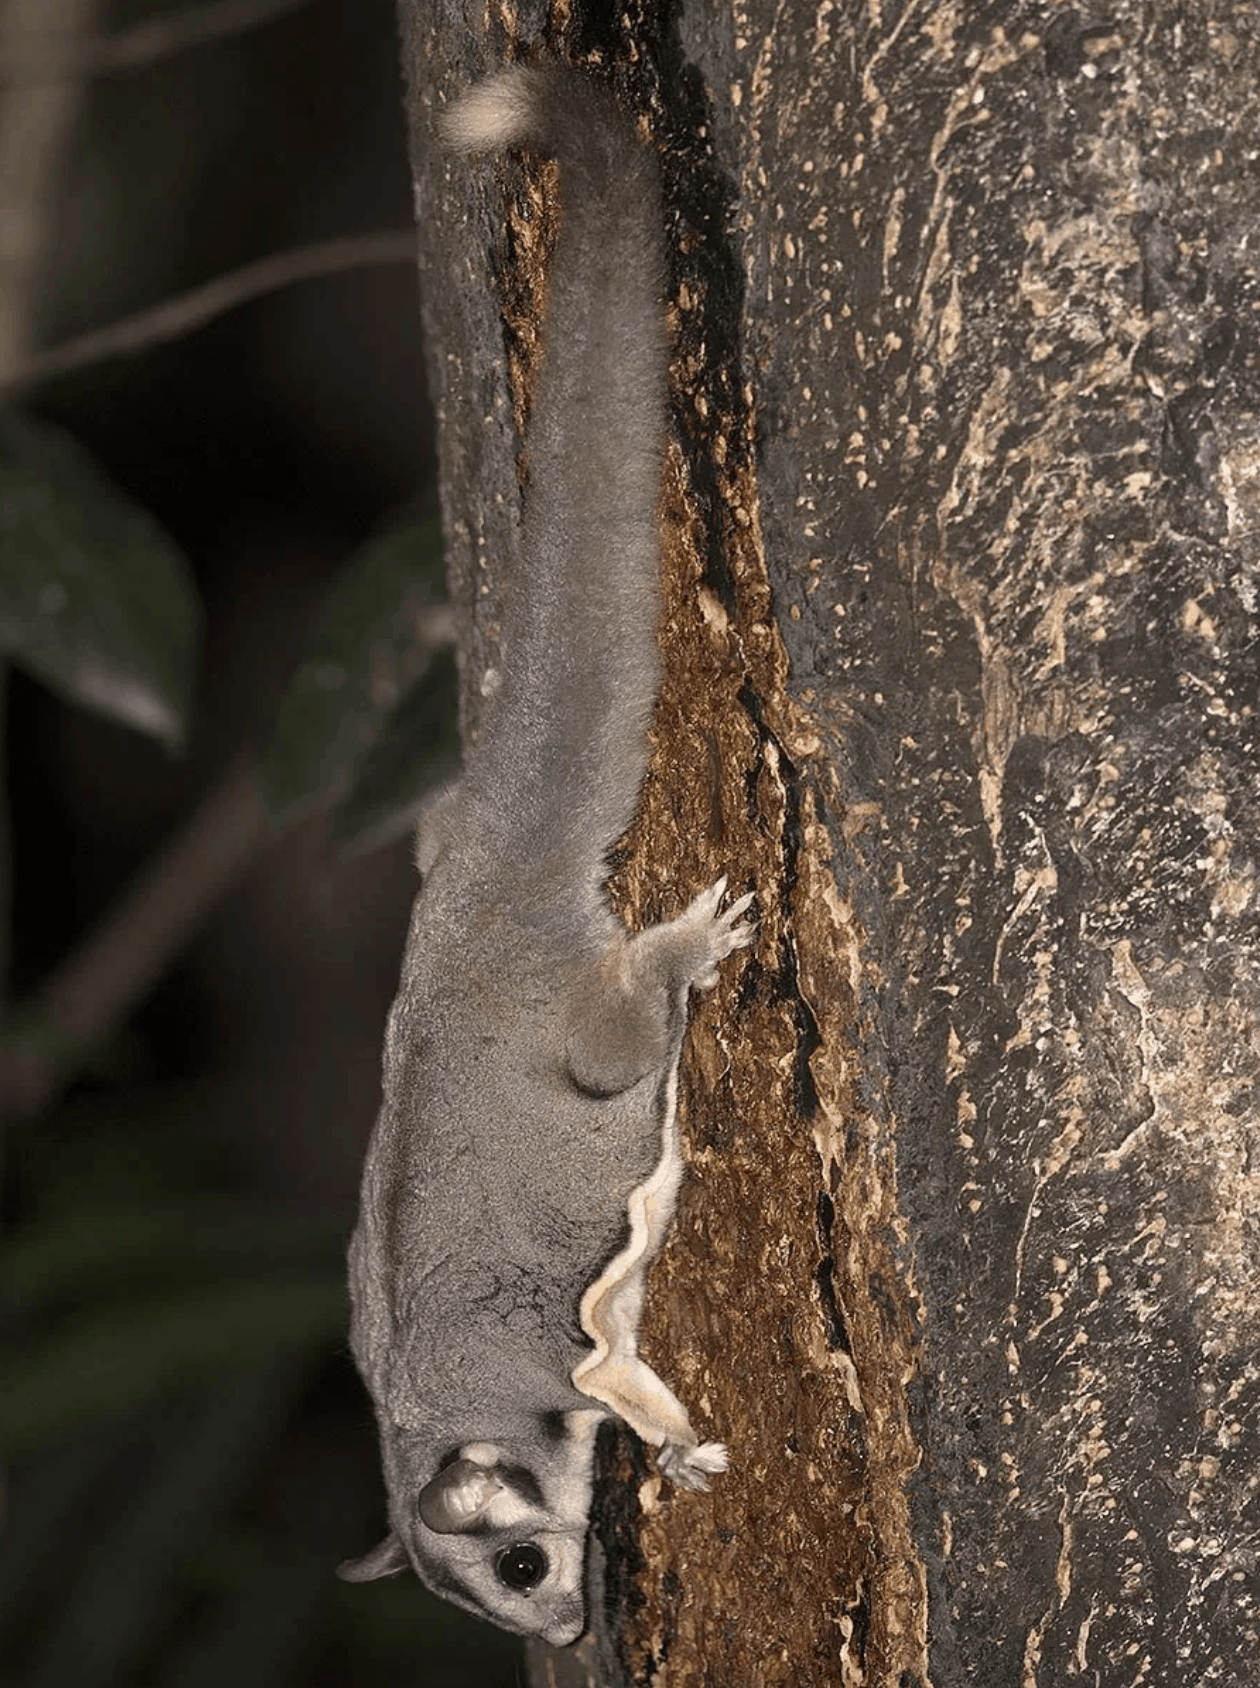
<box><xmin>396</xmin><ymin>3</ymin><xmax>1260</xmax><ymax>1683</ymax></box>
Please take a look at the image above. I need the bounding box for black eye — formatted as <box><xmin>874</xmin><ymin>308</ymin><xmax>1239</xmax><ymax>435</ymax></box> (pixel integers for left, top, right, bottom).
<box><xmin>495</xmin><ymin>1542</ymin><xmax>548</xmax><ymax>1592</ymax></box>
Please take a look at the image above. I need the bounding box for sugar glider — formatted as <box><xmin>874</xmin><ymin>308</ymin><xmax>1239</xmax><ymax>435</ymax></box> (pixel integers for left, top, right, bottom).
<box><xmin>338</xmin><ymin>62</ymin><xmax>752</xmax><ymax>1645</ymax></box>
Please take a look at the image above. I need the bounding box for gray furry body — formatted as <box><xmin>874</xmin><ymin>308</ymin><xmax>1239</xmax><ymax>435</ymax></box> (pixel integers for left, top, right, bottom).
<box><xmin>341</xmin><ymin>65</ymin><xmax>749</xmax><ymax>1646</ymax></box>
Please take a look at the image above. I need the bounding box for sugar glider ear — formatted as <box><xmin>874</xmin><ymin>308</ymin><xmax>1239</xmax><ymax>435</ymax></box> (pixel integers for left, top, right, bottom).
<box><xmin>336</xmin><ymin>1532</ymin><xmax>410</xmax><ymax>1582</ymax></box>
<box><xmin>417</xmin><ymin>1457</ymin><xmax>504</xmax><ymax>1533</ymax></box>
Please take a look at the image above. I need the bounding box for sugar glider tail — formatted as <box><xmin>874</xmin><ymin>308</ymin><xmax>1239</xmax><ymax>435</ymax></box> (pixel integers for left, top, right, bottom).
<box><xmin>440</xmin><ymin>65</ymin><xmax>548</xmax><ymax>155</ymax></box>
<box><xmin>442</xmin><ymin>67</ymin><xmax>669</xmax><ymax>918</ymax></box>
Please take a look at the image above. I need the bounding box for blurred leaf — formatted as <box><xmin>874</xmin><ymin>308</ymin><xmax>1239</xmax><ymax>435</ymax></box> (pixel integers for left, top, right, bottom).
<box><xmin>167</xmin><ymin>1548</ymin><xmax>332</xmax><ymax>1688</ymax></box>
<box><xmin>0</xmin><ymin>1427</ymin><xmax>124</xmax><ymax>1627</ymax></box>
<box><xmin>5</xmin><ymin>1196</ymin><xmax>337</xmax><ymax>1307</ymax></box>
<box><xmin>167</xmin><ymin>1429</ymin><xmax>382</xmax><ymax>1688</ymax></box>
<box><xmin>0</xmin><ymin>1270</ymin><xmax>344</xmax><ymax>1456</ymax></box>
<box><xmin>13</xmin><ymin>1082</ymin><xmax>233</xmax><ymax>1213</ymax></box>
<box><xmin>332</xmin><ymin>645</ymin><xmax>460</xmax><ymax>855</ymax></box>
<box><xmin>0</xmin><ymin>410</ymin><xmax>201</xmax><ymax>748</ymax></box>
<box><xmin>262</xmin><ymin>518</ymin><xmax>452</xmax><ymax>826</ymax></box>
<box><xmin>20</xmin><ymin>1366</ymin><xmax>310</xmax><ymax>1688</ymax></box>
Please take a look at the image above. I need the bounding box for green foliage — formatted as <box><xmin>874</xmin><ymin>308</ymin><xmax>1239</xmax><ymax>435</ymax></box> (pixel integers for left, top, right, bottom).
<box><xmin>13</xmin><ymin>1369</ymin><xmax>314</xmax><ymax>1688</ymax></box>
<box><xmin>2</xmin><ymin>1263</ymin><xmax>345</xmax><ymax>1456</ymax></box>
<box><xmin>0</xmin><ymin>1153</ymin><xmax>520</xmax><ymax>1685</ymax></box>
<box><xmin>0</xmin><ymin>410</ymin><xmax>202</xmax><ymax>749</ymax></box>
<box><xmin>0</xmin><ymin>11</ymin><xmax>502</xmax><ymax>1682</ymax></box>
<box><xmin>0</xmin><ymin>419</ymin><xmax>456</xmax><ymax>835</ymax></box>
<box><xmin>2</xmin><ymin>1086</ymin><xmax>343</xmax><ymax>1457</ymax></box>
<box><xmin>5</xmin><ymin>1196</ymin><xmax>335</xmax><ymax>1307</ymax></box>
<box><xmin>330</xmin><ymin>645</ymin><xmax>459</xmax><ymax>853</ymax></box>
<box><xmin>262</xmin><ymin>518</ymin><xmax>457</xmax><ymax>845</ymax></box>
<box><xmin>0</xmin><ymin>419</ymin><xmax>488</xmax><ymax>1688</ymax></box>
<box><xmin>0</xmin><ymin>1075</ymin><xmax>520</xmax><ymax>1688</ymax></box>
<box><xmin>3</xmin><ymin>1182</ymin><xmax>342</xmax><ymax>1456</ymax></box>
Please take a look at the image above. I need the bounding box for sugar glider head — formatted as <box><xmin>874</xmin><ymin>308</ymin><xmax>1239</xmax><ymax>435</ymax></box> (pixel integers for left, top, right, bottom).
<box><xmin>337</xmin><ymin>1432</ymin><xmax>601</xmax><ymax>1646</ymax></box>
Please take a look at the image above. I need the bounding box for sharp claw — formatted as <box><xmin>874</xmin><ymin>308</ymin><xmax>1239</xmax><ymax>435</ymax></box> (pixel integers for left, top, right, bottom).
<box><xmin>658</xmin><ymin>1440</ymin><xmax>730</xmax><ymax>1491</ymax></box>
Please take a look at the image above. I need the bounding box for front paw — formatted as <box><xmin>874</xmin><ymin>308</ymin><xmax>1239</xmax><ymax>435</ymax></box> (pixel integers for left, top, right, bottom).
<box><xmin>658</xmin><ymin>1439</ymin><xmax>729</xmax><ymax>1492</ymax></box>
<box><xmin>677</xmin><ymin>877</ymin><xmax>755</xmax><ymax>989</ymax></box>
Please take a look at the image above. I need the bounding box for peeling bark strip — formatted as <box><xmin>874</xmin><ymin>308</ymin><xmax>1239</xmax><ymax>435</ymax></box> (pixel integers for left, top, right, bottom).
<box><xmin>400</xmin><ymin>0</ymin><xmax>1259</xmax><ymax>1683</ymax></box>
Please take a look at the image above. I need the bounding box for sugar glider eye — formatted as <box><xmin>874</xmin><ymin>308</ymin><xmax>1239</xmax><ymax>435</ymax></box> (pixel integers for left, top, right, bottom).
<box><xmin>495</xmin><ymin>1542</ymin><xmax>549</xmax><ymax>1592</ymax></box>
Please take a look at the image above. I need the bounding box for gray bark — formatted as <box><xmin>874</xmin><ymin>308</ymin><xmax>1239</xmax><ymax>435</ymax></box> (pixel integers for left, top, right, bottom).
<box><xmin>397</xmin><ymin>2</ymin><xmax>1260</xmax><ymax>1683</ymax></box>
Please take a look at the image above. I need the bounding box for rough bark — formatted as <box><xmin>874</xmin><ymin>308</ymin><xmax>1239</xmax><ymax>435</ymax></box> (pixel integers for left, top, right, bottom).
<box><xmin>397</xmin><ymin>2</ymin><xmax>1260</xmax><ymax>1684</ymax></box>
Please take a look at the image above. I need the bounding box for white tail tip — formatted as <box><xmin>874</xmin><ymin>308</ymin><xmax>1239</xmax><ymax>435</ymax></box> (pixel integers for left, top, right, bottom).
<box><xmin>441</xmin><ymin>67</ymin><xmax>539</xmax><ymax>155</ymax></box>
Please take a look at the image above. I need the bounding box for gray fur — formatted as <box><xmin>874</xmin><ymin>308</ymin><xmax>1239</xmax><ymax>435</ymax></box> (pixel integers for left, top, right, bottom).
<box><xmin>341</xmin><ymin>64</ymin><xmax>751</xmax><ymax>1647</ymax></box>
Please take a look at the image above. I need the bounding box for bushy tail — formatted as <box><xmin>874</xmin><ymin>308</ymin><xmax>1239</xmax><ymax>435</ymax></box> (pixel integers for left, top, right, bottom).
<box><xmin>441</xmin><ymin>66</ymin><xmax>554</xmax><ymax>156</ymax></box>
<box><xmin>443</xmin><ymin>66</ymin><xmax>668</xmax><ymax>914</ymax></box>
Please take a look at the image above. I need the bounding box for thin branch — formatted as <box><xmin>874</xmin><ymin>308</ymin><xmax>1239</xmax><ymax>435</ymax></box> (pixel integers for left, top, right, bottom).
<box><xmin>0</xmin><ymin>0</ymin><xmax>316</xmax><ymax>83</ymax></box>
<box><xmin>0</xmin><ymin>229</ymin><xmax>418</xmax><ymax>394</ymax></box>
<box><xmin>0</xmin><ymin>0</ymin><xmax>108</xmax><ymax>1154</ymax></box>
<box><xmin>0</xmin><ymin>661</ymin><xmax>9</xmax><ymax>1167</ymax></box>
<box><xmin>0</xmin><ymin>755</ymin><xmax>267</xmax><ymax>1119</ymax></box>
<box><xmin>0</xmin><ymin>603</ymin><xmax>457</xmax><ymax>1120</ymax></box>
<box><xmin>0</xmin><ymin>0</ymin><xmax>106</xmax><ymax>380</ymax></box>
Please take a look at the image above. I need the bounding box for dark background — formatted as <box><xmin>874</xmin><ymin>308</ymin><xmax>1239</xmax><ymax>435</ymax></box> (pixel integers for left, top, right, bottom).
<box><xmin>2</xmin><ymin>0</ymin><xmax>522</xmax><ymax>1679</ymax></box>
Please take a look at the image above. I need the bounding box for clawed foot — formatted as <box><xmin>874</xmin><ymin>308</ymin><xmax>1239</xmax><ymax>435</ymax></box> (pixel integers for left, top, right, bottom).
<box><xmin>676</xmin><ymin>876</ymin><xmax>755</xmax><ymax>990</ymax></box>
<box><xmin>658</xmin><ymin>1439</ymin><xmax>729</xmax><ymax>1492</ymax></box>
